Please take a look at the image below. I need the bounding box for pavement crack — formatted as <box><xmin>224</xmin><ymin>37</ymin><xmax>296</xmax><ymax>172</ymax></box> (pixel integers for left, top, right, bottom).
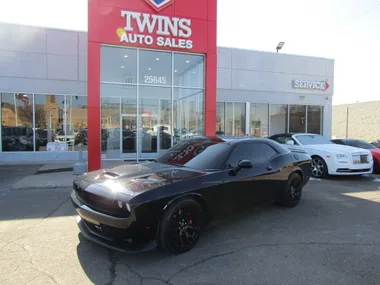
<box><xmin>22</xmin><ymin>244</ymin><xmax>60</xmax><ymax>285</ymax></box>
<box><xmin>105</xmin><ymin>250</ymin><xmax>118</xmax><ymax>285</ymax></box>
<box><xmin>165</xmin><ymin>241</ymin><xmax>380</xmax><ymax>283</ymax></box>
<box><xmin>32</xmin><ymin>196</ymin><xmax>70</xmax><ymax>231</ymax></box>
<box><xmin>0</xmin><ymin>237</ymin><xmax>26</xmax><ymax>252</ymax></box>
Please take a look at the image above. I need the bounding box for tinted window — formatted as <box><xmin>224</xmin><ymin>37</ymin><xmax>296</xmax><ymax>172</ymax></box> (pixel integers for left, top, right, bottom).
<box><xmin>155</xmin><ymin>138</ymin><xmax>209</xmax><ymax>165</ymax></box>
<box><xmin>226</xmin><ymin>142</ymin><xmax>278</xmax><ymax>167</ymax></box>
<box><xmin>184</xmin><ymin>143</ymin><xmax>232</xmax><ymax>170</ymax></box>
<box><xmin>295</xmin><ymin>134</ymin><xmax>332</xmax><ymax>145</ymax></box>
<box><xmin>347</xmin><ymin>140</ymin><xmax>377</xmax><ymax>149</ymax></box>
<box><xmin>332</xmin><ymin>139</ymin><xmax>345</xmax><ymax>145</ymax></box>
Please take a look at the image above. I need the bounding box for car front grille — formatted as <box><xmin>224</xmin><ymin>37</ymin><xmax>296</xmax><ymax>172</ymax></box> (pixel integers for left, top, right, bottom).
<box><xmin>352</xmin><ymin>154</ymin><xmax>369</xmax><ymax>164</ymax></box>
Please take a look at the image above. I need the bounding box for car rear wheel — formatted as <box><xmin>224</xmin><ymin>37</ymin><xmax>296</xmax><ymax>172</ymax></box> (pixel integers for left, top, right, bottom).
<box><xmin>278</xmin><ymin>173</ymin><xmax>303</xmax><ymax>207</ymax></box>
<box><xmin>158</xmin><ymin>198</ymin><xmax>204</xmax><ymax>254</ymax></box>
<box><xmin>311</xmin><ymin>156</ymin><xmax>328</xmax><ymax>178</ymax></box>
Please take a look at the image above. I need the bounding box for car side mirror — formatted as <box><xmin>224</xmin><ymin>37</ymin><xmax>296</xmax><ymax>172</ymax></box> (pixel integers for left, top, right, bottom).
<box><xmin>286</xmin><ymin>140</ymin><xmax>295</xmax><ymax>146</ymax></box>
<box><xmin>238</xmin><ymin>160</ymin><xmax>253</xmax><ymax>169</ymax></box>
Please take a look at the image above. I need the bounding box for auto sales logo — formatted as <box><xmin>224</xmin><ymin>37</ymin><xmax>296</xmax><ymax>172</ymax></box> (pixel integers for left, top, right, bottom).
<box><xmin>145</xmin><ymin>0</ymin><xmax>174</xmax><ymax>12</ymax></box>
<box><xmin>116</xmin><ymin>0</ymin><xmax>193</xmax><ymax>50</ymax></box>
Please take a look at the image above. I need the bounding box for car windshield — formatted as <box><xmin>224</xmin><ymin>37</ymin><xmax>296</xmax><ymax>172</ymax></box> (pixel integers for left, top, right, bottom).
<box><xmin>155</xmin><ymin>138</ymin><xmax>206</xmax><ymax>165</ymax></box>
<box><xmin>184</xmin><ymin>143</ymin><xmax>231</xmax><ymax>170</ymax></box>
<box><xmin>295</xmin><ymin>134</ymin><xmax>333</xmax><ymax>145</ymax></box>
<box><xmin>348</xmin><ymin>140</ymin><xmax>377</xmax><ymax>149</ymax></box>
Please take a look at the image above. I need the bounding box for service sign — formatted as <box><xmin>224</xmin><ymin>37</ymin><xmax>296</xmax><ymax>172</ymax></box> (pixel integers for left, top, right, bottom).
<box><xmin>292</xmin><ymin>80</ymin><xmax>330</xmax><ymax>91</ymax></box>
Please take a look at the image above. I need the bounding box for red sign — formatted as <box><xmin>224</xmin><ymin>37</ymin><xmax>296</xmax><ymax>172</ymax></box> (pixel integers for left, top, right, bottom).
<box><xmin>87</xmin><ymin>0</ymin><xmax>217</xmax><ymax>171</ymax></box>
<box><xmin>88</xmin><ymin>0</ymin><xmax>213</xmax><ymax>53</ymax></box>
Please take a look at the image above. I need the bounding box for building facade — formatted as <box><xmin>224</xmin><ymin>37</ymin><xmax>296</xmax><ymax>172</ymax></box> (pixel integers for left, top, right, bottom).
<box><xmin>333</xmin><ymin>101</ymin><xmax>380</xmax><ymax>142</ymax></box>
<box><xmin>0</xmin><ymin>0</ymin><xmax>334</xmax><ymax>167</ymax></box>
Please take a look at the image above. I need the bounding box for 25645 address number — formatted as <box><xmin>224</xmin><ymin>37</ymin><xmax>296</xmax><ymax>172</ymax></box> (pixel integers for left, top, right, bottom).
<box><xmin>144</xmin><ymin>76</ymin><xmax>167</xmax><ymax>85</ymax></box>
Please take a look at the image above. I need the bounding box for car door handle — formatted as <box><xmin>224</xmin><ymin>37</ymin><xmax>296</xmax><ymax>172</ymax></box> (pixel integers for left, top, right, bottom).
<box><xmin>266</xmin><ymin>166</ymin><xmax>273</xmax><ymax>171</ymax></box>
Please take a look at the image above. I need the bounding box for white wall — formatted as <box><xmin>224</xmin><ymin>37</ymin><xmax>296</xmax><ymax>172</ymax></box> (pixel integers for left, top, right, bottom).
<box><xmin>216</xmin><ymin>46</ymin><xmax>334</xmax><ymax>137</ymax></box>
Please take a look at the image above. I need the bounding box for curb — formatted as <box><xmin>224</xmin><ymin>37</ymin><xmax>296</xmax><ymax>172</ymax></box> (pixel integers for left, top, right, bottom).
<box><xmin>35</xmin><ymin>168</ymin><xmax>74</xmax><ymax>175</ymax></box>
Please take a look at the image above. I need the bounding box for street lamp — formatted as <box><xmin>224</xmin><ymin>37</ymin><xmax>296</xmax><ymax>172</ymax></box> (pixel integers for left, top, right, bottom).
<box><xmin>276</xmin><ymin>41</ymin><xmax>285</xmax><ymax>53</ymax></box>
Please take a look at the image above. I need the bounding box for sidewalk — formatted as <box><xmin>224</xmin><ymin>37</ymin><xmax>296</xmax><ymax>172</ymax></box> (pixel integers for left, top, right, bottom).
<box><xmin>10</xmin><ymin>160</ymin><xmax>131</xmax><ymax>190</ymax></box>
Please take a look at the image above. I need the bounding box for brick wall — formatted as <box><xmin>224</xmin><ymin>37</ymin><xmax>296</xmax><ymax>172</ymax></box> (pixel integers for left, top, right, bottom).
<box><xmin>332</xmin><ymin>101</ymin><xmax>380</xmax><ymax>142</ymax></box>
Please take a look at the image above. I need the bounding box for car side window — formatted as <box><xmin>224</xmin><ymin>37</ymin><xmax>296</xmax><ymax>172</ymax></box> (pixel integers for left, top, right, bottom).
<box><xmin>251</xmin><ymin>143</ymin><xmax>278</xmax><ymax>163</ymax></box>
<box><xmin>225</xmin><ymin>142</ymin><xmax>278</xmax><ymax>167</ymax></box>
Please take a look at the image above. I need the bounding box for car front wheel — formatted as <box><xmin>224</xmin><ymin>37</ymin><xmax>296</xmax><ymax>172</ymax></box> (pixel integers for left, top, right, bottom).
<box><xmin>158</xmin><ymin>198</ymin><xmax>204</xmax><ymax>254</ymax></box>
<box><xmin>311</xmin><ymin>156</ymin><xmax>328</xmax><ymax>178</ymax></box>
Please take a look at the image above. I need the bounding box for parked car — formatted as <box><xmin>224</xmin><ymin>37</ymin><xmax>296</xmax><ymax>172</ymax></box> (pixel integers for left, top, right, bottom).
<box><xmin>269</xmin><ymin>133</ymin><xmax>373</xmax><ymax>178</ymax></box>
<box><xmin>371</xmin><ymin>140</ymin><xmax>380</xmax><ymax>148</ymax></box>
<box><xmin>331</xmin><ymin>138</ymin><xmax>380</xmax><ymax>174</ymax></box>
<box><xmin>71</xmin><ymin>137</ymin><xmax>311</xmax><ymax>254</ymax></box>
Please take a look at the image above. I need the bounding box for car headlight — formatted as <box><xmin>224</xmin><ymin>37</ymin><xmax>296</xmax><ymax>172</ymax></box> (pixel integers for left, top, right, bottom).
<box><xmin>336</xmin><ymin>154</ymin><xmax>348</xmax><ymax>159</ymax></box>
<box><xmin>117</xmin><ymin>201</ymin><xmax>131</xmax><ymax>212</ymax></box>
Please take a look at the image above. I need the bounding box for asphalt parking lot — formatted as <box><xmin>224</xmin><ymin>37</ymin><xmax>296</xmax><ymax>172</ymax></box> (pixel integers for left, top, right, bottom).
<box><xmin>1</xmin><ymin>175</ymin><xmax>380</xmax><ymax>285</ymax></box>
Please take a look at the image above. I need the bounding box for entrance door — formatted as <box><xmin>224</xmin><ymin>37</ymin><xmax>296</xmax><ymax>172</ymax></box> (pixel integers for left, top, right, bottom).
<box><xmin>120</xmin><ymin>114</ymin><xmax>138</xmax><ymax>159</ymax></box>
<box><xmin>120</xmin><ymin>114</ymin><xmax>161</xmax><ymax>159</ymax></box>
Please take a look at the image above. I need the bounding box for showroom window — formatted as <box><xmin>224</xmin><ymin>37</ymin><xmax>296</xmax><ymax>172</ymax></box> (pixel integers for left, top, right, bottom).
<box><xmin>307</xmin><ymin>105</ymin><xmax>323</xmax><ymax>134</ymax></box>
<box><xmin>216</xmin><ymin>102</ymin><xmax>225</xmax><ymax>135</ymax></box>
<box><xmin>250</xmin><ymin>104</ymin><xmax>269</xmax><ymax>137</ymax></box>
<box><xmin>174</xmin><ymin>53</ymin><xmax>204</xmax><ymax>88</ymax></box>
<box><xmin>289</xmin><ymin>105</ymin><xmax>306</xmax><ymax>133</ymax></box>
<box><xmin>225</xmin><ymin>102</ymin><xmax>246</xmax><ymax>136</ymax></box>
<box><xmin>100</xmin><ymin>46</ymin><xmax>205</xmax><ymax>158</ymax></box>
<box><xmin>0</xmin><ymin>93</ymin><xmax>87</xmax><ymax>153</ymax></box>
<box><xmin>1</xmin><ymin>92</ymin><xmax>34</xmax><ymax>152</ymax></box>
<box><xmin>101</xmin><ymin>47</ymin><xmax>137</xmax><ymax>84</ymax></box>
<box><xmin>270</xmin><ymin>104</ymin><xmax>288</xmax><ymax>136</ymax></box>
<box><xmin>34</xmin><ymin>94</ymin><xmax>64</xmax><ymax>152</ymax></box>
<box><xmin>65</xmin><ymin>95</ymin><xmax>88</xmax><ymax>151</ymax></box>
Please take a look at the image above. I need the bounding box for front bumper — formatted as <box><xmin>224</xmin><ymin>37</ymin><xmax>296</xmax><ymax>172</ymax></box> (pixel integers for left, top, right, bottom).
<box><xmin>328</xmin><ymin>161</ymin><xmax>373</xmax><ymax>175</ymax></box>
<box><xmin>71</xmin><ymin>191</ymin><xmax>157</xmax><ymax>253</ymax></box>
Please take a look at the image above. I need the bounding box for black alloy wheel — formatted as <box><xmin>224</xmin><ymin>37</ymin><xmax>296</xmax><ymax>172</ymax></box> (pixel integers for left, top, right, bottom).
<box><xmin>311</xmin><ymin>156</ymin><xmax>327</xmax><ymax>178</ymax></box>
<box><xmin>278</xmin><ymin>173</ymin><xmax>303</xmax><ymax>207</ymax></box>
<box><xmin>158</xmin><ymin>198</ymin><xmax>204</xmax><ymax>254</ymax></box>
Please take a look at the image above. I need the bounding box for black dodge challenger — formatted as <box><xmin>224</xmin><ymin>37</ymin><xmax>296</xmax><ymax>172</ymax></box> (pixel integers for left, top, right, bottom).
<box><xmin>71</xmin><ymin>137</ymin><xmax>311</xmax><ymax>254</ymax></box>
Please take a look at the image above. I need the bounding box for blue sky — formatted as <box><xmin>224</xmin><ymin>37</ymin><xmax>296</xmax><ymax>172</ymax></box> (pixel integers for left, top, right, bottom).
<box><xmin>0</xmin><ymin>0</ymin><xmax>379</xmax><ymax>105</ymax></box>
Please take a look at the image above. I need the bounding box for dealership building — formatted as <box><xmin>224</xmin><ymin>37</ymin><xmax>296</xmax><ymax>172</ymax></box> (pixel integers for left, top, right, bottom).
<box><xmin>0</xmin><ymin>0</ymin><xmax>334</xmax><ymax>171</ymax></box>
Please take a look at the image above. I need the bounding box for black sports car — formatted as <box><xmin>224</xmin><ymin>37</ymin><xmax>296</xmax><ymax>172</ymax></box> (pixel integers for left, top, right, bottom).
<box><xmin>71</xmin><ymin>137</ymin><xmax>312</xmax><ymax>254</ymax></box>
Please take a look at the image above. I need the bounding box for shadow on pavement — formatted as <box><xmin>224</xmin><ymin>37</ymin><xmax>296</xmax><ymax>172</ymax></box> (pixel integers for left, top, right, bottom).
<box><xmin>0</xmin><ymin>188</ymin><xmax>75</xmax><ymax>221</ymax></box>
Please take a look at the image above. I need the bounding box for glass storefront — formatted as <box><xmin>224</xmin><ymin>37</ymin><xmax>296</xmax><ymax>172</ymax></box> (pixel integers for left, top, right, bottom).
<box><xmin>216</xmin><ymin>102</ymin><xmax>324</xmax><ymax>138</ymax></box>
<box><xmin>100</xmin><ymin>46</ymin><xmax>205</xmax><ymax>159</ymax></box>
<box><xmin>250</xmin><ymin>104</ymin><xmax>269</xmax><ymax>137</ymax></box>
<box><xmin>225</xmin><ymin>102</ymin><xmax>246</xmax><ymax>136</ymax></box>
<box><xmin>289</xmin><ymin>105</ymin><xmax>306</xmax><ymax>133</ymax></box>
<box><xmin>307</xmin><ymin>105</ymin><xmax>323</xmax><ymax>134</ymax></box>
<box><xmin>1</xmin><ymin>93</ymin><xmax>87</xmax><ymax>152</ymax></box>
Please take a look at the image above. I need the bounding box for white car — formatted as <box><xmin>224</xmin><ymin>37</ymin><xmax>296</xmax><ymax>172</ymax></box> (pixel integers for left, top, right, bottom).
<box><xmin>270</xmin><ymin>133</ymin><xmax>373</xmax><ymax>178</ymax></box>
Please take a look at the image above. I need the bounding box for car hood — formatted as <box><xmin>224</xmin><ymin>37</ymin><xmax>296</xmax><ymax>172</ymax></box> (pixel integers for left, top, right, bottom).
<box><xmin>303</xmin><ymin>144</ymin><xmax>370</xmax><ymax>154</ymax></box>
<box><xmin>73</xmin><ymin>162</ymin><xmax>205</xmax><ymax>200</ymax></box>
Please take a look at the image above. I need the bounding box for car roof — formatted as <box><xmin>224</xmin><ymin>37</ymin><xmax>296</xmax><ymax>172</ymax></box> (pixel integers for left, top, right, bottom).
<box><xmin>222</xmin><ymin>137</ymin><xmax>271</xmax><ymax>145</ymax></box>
